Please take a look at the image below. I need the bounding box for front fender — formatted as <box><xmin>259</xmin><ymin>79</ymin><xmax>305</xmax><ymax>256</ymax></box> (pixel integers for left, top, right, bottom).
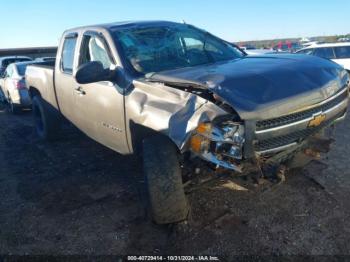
<box><xmin>125</xmin><ymin>80</ymin><xmax>227</xmax><ymax>152</ymax></box>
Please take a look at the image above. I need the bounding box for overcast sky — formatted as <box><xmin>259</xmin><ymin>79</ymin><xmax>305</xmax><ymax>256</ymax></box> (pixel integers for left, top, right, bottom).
<box><xmin>1</xmin><ymin>0</ymin><xmax>349</xmax><ymax>48</ymax></box>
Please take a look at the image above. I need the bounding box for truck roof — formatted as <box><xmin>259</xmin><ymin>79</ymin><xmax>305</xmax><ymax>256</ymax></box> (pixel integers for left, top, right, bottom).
<box><xmin>66</xmin><ymin>20</ymin><xmax>182</xmax><ymax>32</ymax></box>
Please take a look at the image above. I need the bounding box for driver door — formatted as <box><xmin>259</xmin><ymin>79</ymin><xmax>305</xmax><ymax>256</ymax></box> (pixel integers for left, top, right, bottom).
<box><xmin>73</xmin><ymin>31</ymin><xmax>129</xmax><ymax>154</ymax></box>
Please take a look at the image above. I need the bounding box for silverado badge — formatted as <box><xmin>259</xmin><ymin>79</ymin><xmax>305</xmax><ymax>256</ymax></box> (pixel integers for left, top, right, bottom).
<box><xmin>308</xmin><ymin>113</ymin><xmax>326</xmax><ymax>128</ymax></box>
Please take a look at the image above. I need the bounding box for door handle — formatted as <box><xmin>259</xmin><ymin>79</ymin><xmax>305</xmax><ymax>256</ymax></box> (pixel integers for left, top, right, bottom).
<box><xmin>74</xmin><ymin>86</ymin><xmax>86</xmax><ymax>95</ymax></box>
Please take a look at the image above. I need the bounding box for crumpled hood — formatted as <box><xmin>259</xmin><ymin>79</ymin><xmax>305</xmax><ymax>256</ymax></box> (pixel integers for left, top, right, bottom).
<box><xmin>151</xmin><ymin>54</ymin><xmax>348</xmax><ymax>120</ymax></box>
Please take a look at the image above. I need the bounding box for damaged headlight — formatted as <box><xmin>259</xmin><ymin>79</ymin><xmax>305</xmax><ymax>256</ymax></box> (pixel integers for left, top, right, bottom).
<box><xmin>190</xmin><ymin>120</ymin><xmax>245</xmax><ymax>161</ymax></box>
<box><xmin>214</xmin><ymin>121</ymin><xmax>245</xmax><ymax>159</ymax></box>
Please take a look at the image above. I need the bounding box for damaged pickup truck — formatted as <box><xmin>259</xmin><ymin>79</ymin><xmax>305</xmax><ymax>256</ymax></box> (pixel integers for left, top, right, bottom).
<box><xmin>25</xmin><ymin>21</ymin><xmax>349</xmax><ymax>224</ymax></box>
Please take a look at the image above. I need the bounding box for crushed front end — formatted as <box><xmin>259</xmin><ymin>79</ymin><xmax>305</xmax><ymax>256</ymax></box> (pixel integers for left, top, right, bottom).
<box><xmin>188</xmin><ymin>79</ymin><xmax>349</xmax><ymax>176</ymax></box>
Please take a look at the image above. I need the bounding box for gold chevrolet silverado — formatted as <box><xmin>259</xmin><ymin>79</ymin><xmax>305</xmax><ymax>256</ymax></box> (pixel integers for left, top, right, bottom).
<box><xmin>25</xmin><ymin>21</ymin><xmax>349</xmax><ymax>224</ymax></box>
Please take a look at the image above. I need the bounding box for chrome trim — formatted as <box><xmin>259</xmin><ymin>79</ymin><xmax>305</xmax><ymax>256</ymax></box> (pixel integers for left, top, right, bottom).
<box><xmin>256</xmin><ymin>115</ymin><xmax>314</xmax><ymax>135</ymax></box>
<box><xmin>254</xmin><ymin>88</ymin><xmax>349</xmax><ymax>155</ymax></box>
<box><xmin>334</xmin><ymin>112</ymin><xmax>347</xmax><ymax>123</ymax></box>
<box><xmin>256</xmin><ymin>97</ymin><xmax>348</xmax><ymax>134</ymax></box>
<box><xmin>324</xmin><ymin>98</ymin><xmax>348</xmax><ymax>114</ymax></box>
<box><xmin>289</xmin><ymin>87</ymin><xmax>348</xmax><ymax>114</ymax></box>
<box><xmin>256</xmin><ymin>142</ymin><xmax>298</xmax><ymax>155</ymax></box>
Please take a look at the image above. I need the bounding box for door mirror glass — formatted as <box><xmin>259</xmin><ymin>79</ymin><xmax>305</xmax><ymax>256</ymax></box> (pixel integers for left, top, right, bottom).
<box><xmin>74</xmin><ymin>61</ymin><xmax>114</xmax><ymax>84</ymax></box>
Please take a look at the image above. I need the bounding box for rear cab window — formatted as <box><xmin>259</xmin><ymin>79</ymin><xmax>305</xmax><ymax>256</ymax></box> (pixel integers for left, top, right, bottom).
<box><xmin>334</xmin><ymin>46</ymin><xmax>350</xmax><ymax>59</ymax></box>
<box><xmin>61</xmin><ymin>34</ymin><xmax>78</xmax><ymax>73</ymax></box>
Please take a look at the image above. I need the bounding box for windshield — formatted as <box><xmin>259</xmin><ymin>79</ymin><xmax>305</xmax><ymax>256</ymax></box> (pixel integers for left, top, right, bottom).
<box><xmin>114</xmin><ymin>24</ymin><xmax>244</xmax><ymax>74</ymax></box>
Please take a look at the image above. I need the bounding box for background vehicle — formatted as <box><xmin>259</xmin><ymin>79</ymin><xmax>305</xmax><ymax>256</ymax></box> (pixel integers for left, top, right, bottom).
<box><xmin>301</xmin><ymin>41</ymin><xmax>319</xmax><ymax>48</ymax></box>
<box><xmin>296</xmin><ymin>43</ymin><xmax>350</xmax><ymax>72</ymax></box>
<box><xmin>35</xmin><ymin>57</ymin><xmax>56</xmax><ymax>62</ymax></box>
<box><xmin>239</xmin><ymin>44</ymin><xmax>256</xmax><ymax>51</ymax></box>
<box><xmin>25</xmin><ymin>21</ymin><xmax>349</xmax><ymax>224</ymax></box>
<box><xmin>0</xmin><ymin>56</ymin><xmax>32</xmax><ymax>76</ymax></box>
<box><xmin>244</xmin><ymin>49</ymin><xmax>288</xmax><ymax>55</ymax></box>
<box><xmin>273</xmin><ymin>41</ymin><xmax>302</xmax><ymax>52</ymax></box>
<box><xmin>338</xmin><ymin>37</ymin><xmax>350</xmax><ymax>42</ymax></box>
<box><xmin>0</xmin><ymin>61</ymin><xmax>34</xmax><ymax>113</ymax></box>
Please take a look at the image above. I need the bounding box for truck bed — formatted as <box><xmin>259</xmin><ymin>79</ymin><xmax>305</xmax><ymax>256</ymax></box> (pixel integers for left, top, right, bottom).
<box><xmin>25</xmin><ymin>61</ymin><xmax>59</xmax><ymax>111</ymax></box>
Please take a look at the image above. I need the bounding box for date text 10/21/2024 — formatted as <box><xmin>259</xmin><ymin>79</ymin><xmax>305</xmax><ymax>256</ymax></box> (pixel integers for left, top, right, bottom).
<box><xmin>126</xmin><ymin>255</ymin><xmax>220</xmax><ymax>261</ymax></box>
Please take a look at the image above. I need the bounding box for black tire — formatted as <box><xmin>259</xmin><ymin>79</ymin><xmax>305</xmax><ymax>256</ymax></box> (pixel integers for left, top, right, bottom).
<box><xmin>32</xmin><ymin>95</ymin><xmax>61</xmax><ymax>141</ymax></box>
<box><xmin>143</xmin><ymin>136</ymin><xmax>189</xmax><ymax>224</ymax></box>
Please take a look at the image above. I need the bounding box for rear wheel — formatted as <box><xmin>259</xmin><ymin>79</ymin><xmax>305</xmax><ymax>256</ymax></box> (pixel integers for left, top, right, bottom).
<box><xmin>32</xmin><ymin>95</ymin><xmax>61</xmax><ymax>140</ymax></box>
<box><xmin>143</xmin><ymin>136</ymin><xmax>189</xmax><ymax>224</ymax></box>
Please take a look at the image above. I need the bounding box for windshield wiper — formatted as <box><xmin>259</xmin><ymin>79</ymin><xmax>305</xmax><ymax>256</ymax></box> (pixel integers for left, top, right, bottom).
<box><xmin>145</xmin><ymin>74</ymin><xmax>208</xmax><ymax>90</ymax></box>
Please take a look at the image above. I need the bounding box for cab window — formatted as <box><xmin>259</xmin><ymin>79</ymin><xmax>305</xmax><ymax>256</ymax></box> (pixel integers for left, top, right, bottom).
<box><xmin>334</xmin><ymin>46</ymin><xmax>350</xmax><ymax>59</ymax></box>
<box><xmin>79</xmin><ymin>34</ymin><xmax>113</xmax><ymax>69</ymax></box>
<box><xmin>298</xmin><ymin>48</ymin><xmax>313</xmax><ymax>55</ymax></box>
<box><xmin>314</xmin><ymin>47</ymin><xmax>335</xmax><ymax>59</ymax></box>
<box><xmin>61</xmin><ymin>36</ymin><xmax>78</xmax><ymax>73</ymax></box>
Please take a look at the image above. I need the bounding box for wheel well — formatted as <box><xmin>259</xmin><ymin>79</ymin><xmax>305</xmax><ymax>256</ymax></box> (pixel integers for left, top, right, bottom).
<box><xmin>29</xmin><ymin>87</ymin><xmax>41</xmax><ymax>98</ymax></box>
<box><xmin>129</xmin><ymin>121</ymin><xmax>180</xmax><ymax>154</ymax></box>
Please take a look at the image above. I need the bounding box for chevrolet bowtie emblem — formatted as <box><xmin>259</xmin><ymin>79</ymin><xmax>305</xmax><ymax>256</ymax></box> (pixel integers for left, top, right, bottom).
<box><xmin>308</xmin><ymin>113</ymin><xmax>326</xmax><ymax>128</ymax></box>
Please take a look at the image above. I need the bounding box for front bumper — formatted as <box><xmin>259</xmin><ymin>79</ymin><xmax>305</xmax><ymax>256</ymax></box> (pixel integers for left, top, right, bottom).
<box><xmin>192</xmin><ymin>86</ymin><xmax>349</xmax><ymax>172</ymax></box>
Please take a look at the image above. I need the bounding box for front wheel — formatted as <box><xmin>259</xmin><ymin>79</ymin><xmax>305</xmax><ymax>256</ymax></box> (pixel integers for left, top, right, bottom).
<box><xmin>143</xmin><ymin>136</ymin><xmax>189</xmax><ymax>224</ymax></box>
<box><xmin>32</xmin><ymin>96</ymin><xmax>61</xmax><ymax>141</ymax></box>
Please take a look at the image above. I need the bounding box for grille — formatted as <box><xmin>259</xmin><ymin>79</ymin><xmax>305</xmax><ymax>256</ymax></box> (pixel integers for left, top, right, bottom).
<box><xmin>255</xmin><ymin>110</ymin><xmax>346</xmax><ymax>152</ymax></box>
<box><xmin>256</xmin><ymin>90</ymin><xmax>348</xmax><ymax>131</ymax></box>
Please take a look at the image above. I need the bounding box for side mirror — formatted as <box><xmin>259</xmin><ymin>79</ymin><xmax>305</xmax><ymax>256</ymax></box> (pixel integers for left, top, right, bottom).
<box><xmin>74</xmin><ymin>61</ymin><xmax>114</xmax><ymax>84</ymax></box>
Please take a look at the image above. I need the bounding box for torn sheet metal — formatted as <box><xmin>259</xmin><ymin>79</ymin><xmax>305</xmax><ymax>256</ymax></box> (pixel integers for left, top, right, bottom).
<box><xmin>125</xmin><ymin>80</ymin><xmax>227</xmax><ymax>151</ymax></box>
<box><xmin>123</xmin><ymin>52</ymin><xmax>349</xmax><ymax>174</ymax></box>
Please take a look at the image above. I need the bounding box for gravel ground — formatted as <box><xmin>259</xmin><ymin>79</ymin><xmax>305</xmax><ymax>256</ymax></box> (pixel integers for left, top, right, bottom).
<box><xmin>0</xmin><ymin>102</ymin><xmax>350</xmax><ymax>258</ymax></box>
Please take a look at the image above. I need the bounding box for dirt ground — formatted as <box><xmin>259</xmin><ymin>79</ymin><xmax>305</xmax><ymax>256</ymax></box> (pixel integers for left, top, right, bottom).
<box><xmin>0</xmin><ymin>102</ymin><xmax>350</xmax><ymax>259</ymax></box>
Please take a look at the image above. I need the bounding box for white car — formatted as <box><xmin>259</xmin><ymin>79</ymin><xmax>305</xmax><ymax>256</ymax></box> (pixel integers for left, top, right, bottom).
<box><xmin>0</xmin><ymin>61</ymin><xmax>33</xmax><ymax>113</ymax></box>
<box><xmin>296</xmin><ymin>42</ymin><xmax>350</xmax><ymax>72</ymax></box>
